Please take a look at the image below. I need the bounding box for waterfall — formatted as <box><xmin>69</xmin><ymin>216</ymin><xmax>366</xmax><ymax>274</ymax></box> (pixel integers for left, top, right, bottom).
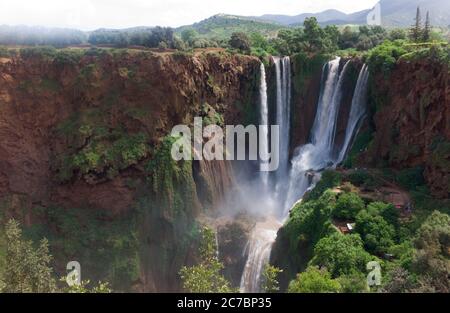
<box><xmin>284</xmin><ymin>57</ymin><xmax>347</xmax><ymax>213</ymax></box>
<box><xmin>273</xmin><ymin>56</ymin><xmax>291</xmax><ymax>191</ymax></box>
<box><xmin>259</xmin><ymin>63</ymin><xmax>269</xmax><ymax>189</ymax></box>
<box><xmin>336</xmin><ymin>64</ymin><xmax>370</xmax><ymax>164</ymax></box>
<box><xmin>239</xmin><ymin>57</ymin><xmax>369</xmax><ymax>293</ymax></box>
<box><xmin>239</xmin><ymin>56</ymin><xmax>291</xmax><ymax>293</ymax></box>
<box><xmin>239</xmin><ymin>218</ymin><xmax>281</xmax><ymax>293</ymax></box>
<box><xmin>309</xmin><ymin>57</ymin><xmax>350</xmax><ymax>158</ymax></box>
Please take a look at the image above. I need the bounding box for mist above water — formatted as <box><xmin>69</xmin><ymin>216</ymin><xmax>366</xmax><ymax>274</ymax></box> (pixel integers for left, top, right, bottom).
<box><xmin>217</xmin><ymin>57</ymin><xmax>370</xmax><ymax>293</ymax></box>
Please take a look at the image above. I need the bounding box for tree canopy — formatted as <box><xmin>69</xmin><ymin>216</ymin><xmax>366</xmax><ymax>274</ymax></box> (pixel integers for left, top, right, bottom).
<box><xmin>179</xmin><ymin>226</ymin><xmax>233</xmax><ymax>293</ymax></box>
<box><xmin>288</xmin><ymin>266</ymin><xmax>341</xmax><ymax>293</ymax></box>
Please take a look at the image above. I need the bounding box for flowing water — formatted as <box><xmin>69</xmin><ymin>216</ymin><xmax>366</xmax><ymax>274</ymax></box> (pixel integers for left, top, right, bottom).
<box><xmin>259</xmin><ymin>63</ymin><xmax>269</xmax><ymax>190</ymax></box>
<box><xmin>284</xmin><ymin>57</ymin><xmax>349</xmax><ymax>213</ymax></box>
<box><xmin>239</xmin><ymin>58</ymin><xmax>370</xmax><ymax>293</ymax></box>
<box><xmin>336</xmin><ymin>64</ymin><xmax>370</xmax><ymax>164</ymax></box>
<box><xmin>273</xmin><ymin>56</ymin><xmax>291</xmax><ymax>193</ymax></box>
<box><xmin>239</xmin><ymin>57</ymin><xmax>291</xmax><ymax>293</ymax></box>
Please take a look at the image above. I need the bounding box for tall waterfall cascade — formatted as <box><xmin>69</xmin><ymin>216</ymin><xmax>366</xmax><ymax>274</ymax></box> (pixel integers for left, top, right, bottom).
<box><xmin>273</xmin><ymin>56</ymin><xmax>291</xmax><ymax>193</ymax></box>
<box><xmin>259</xmin><ymin>63</ymin><xmax>270</xmax><ymax>189</ymax></box>
<box><xmin>337</xmin><ymin>64</ymin><xmax>370</xmax><ymax>164</ymax></box>
<box><xmin>240</xmin><ymin>57</ymin><xmax>291</xmax><ymax>293</ymax></box>
<box><xmin>239</xmin><ymin>57</ymin><xmax>370</xmax><ymax>293</ymax></box>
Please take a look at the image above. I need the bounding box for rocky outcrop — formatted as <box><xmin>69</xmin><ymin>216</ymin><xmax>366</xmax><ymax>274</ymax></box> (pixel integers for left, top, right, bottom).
<box><xmin>363</xmin><ymin>55</ymin><xmax>450</xmax><ymax>198</ymax></box>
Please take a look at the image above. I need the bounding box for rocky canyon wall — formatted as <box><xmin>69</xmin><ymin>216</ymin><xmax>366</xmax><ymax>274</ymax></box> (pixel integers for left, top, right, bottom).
<box><xmin>0</xmin><ymin>48</ymin><xmax>260</xmax><ymax>291</ymax></box>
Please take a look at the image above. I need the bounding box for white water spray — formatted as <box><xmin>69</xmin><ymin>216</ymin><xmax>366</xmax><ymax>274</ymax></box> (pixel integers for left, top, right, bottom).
<box><xmin>273</xmin><ymin>56</ymin><xmax>291</xmax><ymax>191</ymax></box>
<box><xmin>239</xmin><ymin>57</ymin><xmax>370</xmax><ymax>293</ymax></box>
<box><xmin>337</xmin><ymin>64</ymin><xmax>370</xmax><ymax>164</ymax></box>
<box><xmin>284</xmin><ymin>57</ymin><xmax>347</xmax><ymax>213</ymax></box>
<box><xmin>239</xmin><ymin>57</ymin><xmax>291</xmax><ymax>293</ymax></box>
<box><xmin>259</xmin><ymin>63</ymin><xmax>269</xmax><ymax>189</ymax></box>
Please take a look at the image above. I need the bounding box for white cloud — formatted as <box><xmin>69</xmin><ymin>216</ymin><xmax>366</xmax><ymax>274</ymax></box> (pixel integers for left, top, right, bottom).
<box><xmin>0</xmin><ymin>0</ymin><xmax>380</xmax><ymax>30</ymax></box>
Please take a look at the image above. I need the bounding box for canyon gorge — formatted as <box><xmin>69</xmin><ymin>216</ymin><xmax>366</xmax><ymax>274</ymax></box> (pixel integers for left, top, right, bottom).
<box><xmin>0</xmin><ymin>45</ymin><xmax>448</xmax><ymax>292</ymax></box>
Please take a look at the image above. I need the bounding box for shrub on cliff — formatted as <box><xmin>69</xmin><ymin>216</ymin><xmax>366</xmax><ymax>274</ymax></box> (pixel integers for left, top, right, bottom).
<box><xmin>288</xmin><ymin>266</ymin><xmax>342</xmax><ymax>293</ymax></box>
<box><xmin>179</xmin><ymin>227</ymin><xmax>233</xmax><ymax>293</ymax></box>
<box><xmin>1</xmin><ymin>219</ymin><xmax>56</xmax><ymax>293</ymax></box>
<box><xmin>303</xmin><ymin>170</ymin><xmax>342</xmax><ymax>202</ymax></box>
<box><xmin>411</xmin><ymin>211</ymin><xmax>450</xmax><ymax>292</ymax></box>
<box><xmin>355</xmin><ymin>209</ymin><xmax>396</xmax><ymax>254</ymax></box>
<box><xmin>366</xmin><ymin>40</ymin><xmax>407</xmax><ymax>76</ymax></box>
<box><xmin>332</xmin><ymin>192</ymin><xmax>365</xmax><ymax>220</ymax></box>
<box><xmin>262</xmin><ymin>264</ymin><xmax>283</xmax><ymax>293</ymax></box>
<box><xmin>311</xmin><ymin>233</ymin><xmax>372</xmax><ymax>277</ymax></box>
<box><xmin>286</xmin><ymin>190</ymin><xmax>337</xmax><ymax>250</ymax></box>
<box><xmin>146</xmin><ymin>135</ymin><xmax>198</xmax><ymax>215</ymax></box>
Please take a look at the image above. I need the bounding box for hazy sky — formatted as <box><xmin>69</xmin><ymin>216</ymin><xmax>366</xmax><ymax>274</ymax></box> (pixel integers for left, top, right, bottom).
<box><xmin>0</xmin><ymin>0</ymin><xmax>380</xmax><ymax>30</ymax></box>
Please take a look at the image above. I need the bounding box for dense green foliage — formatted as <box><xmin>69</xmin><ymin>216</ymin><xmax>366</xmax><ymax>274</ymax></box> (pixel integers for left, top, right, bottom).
<box><xmin>176</xmin><ymin>15</ymin><xmax>282</xmax><ymax>42</ymax></box>
<box><xmin>0</xmin><ymin>219</ymin><xmax>114</xmax><ymax>293</ymax></box>
<box><xmin>229</xmin><ymin>32</ymin><xmax>251</xmax><ymax>53</ymax></box>
<box><xmin>1</xmin><ymin>220</ymin><xmax>56</xmax><ymax>293</ymax></box>
<box><xmin>366</xmin><ymin>40</ymin><xmax>408</xmax><ymax>76</ymax></box>
<box><xmin>179</xmin><ymin>227</ymin><xmax>233</xmax><ymax>293</ymax></box>
<box><xmin>146</xmin><ymin>135</ymin><xmax>197</xmax><ymax>215</ymax></box>
<box><xmin>411</xmin><ymin>211</ymin><xmax>450</xmax><ymax>292</ymax></box>
<box><xmin>312</xmin><ymin>233</ymin><xmax>372</xmax><ymax>277</ymax></box>
<box><xmin>332</xmin><ymin>192</ymin><xmax>365</xmax><ymax>220</ymax></box>
<box><xmin>55</xmin><ymin>118</ymin><xmax>150</xmax><ymax>182</ymax></box>
<box><xmin>277</xmin><ymin>168</ymin><xmax>450</xmax><ymax>293</ymax></box>
<box><xmin>88</xmin><ymin>27</ymin><xmax>178</xmax><ymax>49</ymax></box>
<box><xmin>288</xmin><ymin>266</ymin><xmax>341</xmax><ymax>293</ymax></box>
<box><xmin>355</xmin><ymin>210</ymin><xmax>396</xmax><ymax>254</ymax></box>
<box><xmin>261</xmin><ymin>264</ymin><xmax>283</xmax><ymax>293</ymax></box>
<box><xmin>22</xmin><ymin>206</ymin><xmax>139</xmax><ymax>290</ymax></box>
<box><xmin>303</xmin><ymin>170</ymin><xmax>342</xmax><ymax>202</ymax></box>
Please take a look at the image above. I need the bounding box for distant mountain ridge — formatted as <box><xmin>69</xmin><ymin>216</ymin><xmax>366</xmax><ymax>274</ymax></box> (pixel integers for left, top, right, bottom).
<box><xmin>252</xmin><ymin>0</ymin><xmax>450</xmax><ymax>27</ymax></box>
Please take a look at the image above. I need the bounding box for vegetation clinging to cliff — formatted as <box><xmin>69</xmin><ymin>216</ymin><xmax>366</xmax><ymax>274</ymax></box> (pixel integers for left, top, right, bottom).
<box><xmin>272</xmin><ymin>169</ymin><xmax>450</xmax><ymax>293</ymax></box>
<box><xmin>179</xmin><ymin>226</ymin><xmax>233</xmax><ymax>293</ymax></box>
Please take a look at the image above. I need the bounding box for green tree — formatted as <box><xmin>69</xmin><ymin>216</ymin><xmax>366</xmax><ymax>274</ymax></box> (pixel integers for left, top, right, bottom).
<box><xmin>261</xmin><ymin>264</ymin><xmax>283</xmax><ymax>293</ymax></box>
<box><xmin>1</xmin><ymin>219</ymin><xmax>56</xmax><ymax>293</ymax></box>
<box><xmin>179</xmin><ymin>226</ymin><xmax>233</xmax><ymax>293</ymax></box>
<box><xmin>411</xmin><ymin>211</ymin><xmax>450</xmax><ymax>292</ymax></box>
<box><xmin>250</xmin><ymin>32</ymin><xmax>269</xmax><ymax>51</ymax></box>
<box><xmin>409</xmin><ymin>6</ymin><xmax>423</xmax><ymax>43</ymax></box>
<box><xmin>288</xmin><ymin>266</ymin><xmax>341</xmax><ymax>293</ymax></box>
<box><xmin>337</xmin><ymin>272</ymin><xmax>368</xmax><ymax>293</ymax></box>
<box><xmin>355</xmin><ymin>210</ymin><xmax>396</xmax><ymax>254</ymax></box>
<box><xmin>324</xmin><ymin>25</ymin><xmax>340</xmax><ymax>52</ymax></box>
<box><xmin>332</xmin><ymin>192</ymin><xmax>365</xmax><ymax>220</ymax></box>
<box><xmin>229</xmin><ymin>32</ymin><xmax>251</xmax><ymax>53</ymax></box>
<box><xmin>339</xmin><ymin>26</ymin><xmax>359</xmax><ymax>49</ymax></box>
<box><xmin>366</xmin><ymin>202</ymin><xmax>400</xmax><ymax>229</ymax></box>
<box><xmin>311</xmin><ymin>233</ymin><xmax>371</xmax><ymax>277</ymax></box>
<box><xmin>302</xmin><ymin>17</ymin><xmax>326</xmax><ymax>53</ymax></box>
<box><xmin>389</xmin><ymin>28</ymin><xmax>407</xmax><ymax>41</ymax></box>
<box><xmin>181</xmin><ymin>29</ymin><xmax>199</xmax><ymax>46</ymax></box>
<box><xmin>423</xmin><ymin>11</ymin><xmax>431</xmax><ymax>42</ymax></box>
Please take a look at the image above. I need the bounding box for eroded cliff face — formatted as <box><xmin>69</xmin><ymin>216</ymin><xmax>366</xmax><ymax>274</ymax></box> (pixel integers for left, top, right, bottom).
<box><xmin>0</xmin><ymin>49</ymin><xmax>260</xmax><ymax>291</ymax></box>
<box><xmin>289</xmin><ymin>54</ymin><xmax>325</xmax><ymax>151</ymax></box>
<box><xmin>363</xmin><ymin>56</ymin><xmax>450</xmax><ymax>198</ymax></box>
